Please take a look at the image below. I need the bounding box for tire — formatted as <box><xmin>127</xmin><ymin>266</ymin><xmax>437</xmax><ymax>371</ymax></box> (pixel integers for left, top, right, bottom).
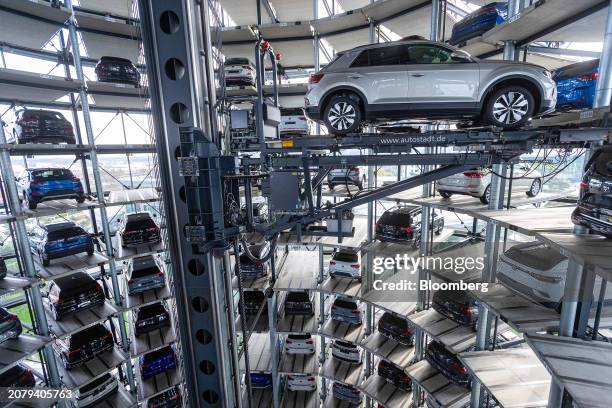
<box><xmin>527</xmin><ymin>178</ymin><xmax>542</xmax><ymax>197</ymax></box>
<box><xmin>76</xmin><ymin>195</ymin><xmax>86</xmax><ymax>204</ymax></box>
<box><xmin>328</xmin><ymin>183</ymin><xmax>334</xmax><ymax>190</ymax></box>
<box><xmin>484</xmin><ymin>86</ymin><xmax>535</xmax><ymax>129</ymax></box>
<box><xmin>322</xmin><ymin>94</ymin><xmax>362</xmax><ymax>135</ymax></box>
<box><xmin>357</xmin><ymin>181</ymin><xmax>363</xmax><ymax>190</ymax></box>
<box><xmin>24</xmin><ymin>193</ymin><xmax>36</xmax><ymax>210</ymax></box>
<box><xmin>42</xmin><ymin>257</ymin><xmax>50</xmax><ymax>267</ymax></box>
<box><xmin>87</xmin><ymin>248</ymin><xmax>94</xmax><ymax>256</ymax></box>
<box><xmin>439</xmin><ymin>191</ymin><xmax>453</xmax><ymax>199</ymax></box>
<box><xmin>480</xmin><ymin>185</ymin><xmax>491</xmax><ymax>204</ymax></box>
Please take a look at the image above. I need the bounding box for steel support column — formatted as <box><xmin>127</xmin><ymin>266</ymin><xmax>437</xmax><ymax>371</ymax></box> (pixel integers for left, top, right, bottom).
<box><xmin>318</xmin><ymin>245</ymin><xmax>327</xmax><ymax>399</ymax></box>
<box><xmin>503</xmin><ymin>0</ymin><xmax>521</xmax><ymax>60</ymax></box>
<box><xmin>595</xmin><ymin>0</ymin><xmax>612</xmax><ymax>109</ymax></box>
<box><xmin>138</xmin><ymin>0</ymin><xmax>239</xmax><ymax>406</ymax></box>
<box><xmin>64</xmin><ymin>0</ymin><xmax>136</xmax><ymax>390</ymax></box>
<box><xmin>470</xmin><ymin>163</ymin><xmax>507</xmax><ymax>408</ymax></box>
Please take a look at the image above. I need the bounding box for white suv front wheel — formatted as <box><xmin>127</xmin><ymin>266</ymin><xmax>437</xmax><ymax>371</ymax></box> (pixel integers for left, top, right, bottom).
<box><xmin>323</xmin><ymin>95</ymin><xmax>362</xmax><ymax>135</ymax></box>
<box><xmin>484</xmin><ymin>86</ymin><xmax>535</xmax><ymax>129</ymax></box>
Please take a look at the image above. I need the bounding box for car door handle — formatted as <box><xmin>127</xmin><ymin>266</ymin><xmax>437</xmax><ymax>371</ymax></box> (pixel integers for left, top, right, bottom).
<box><xmin>348</xmin><ymin>74</ymin><xmax>363</xmax><ymax>79</ymax></box>
<box><xmin>411</xmin><ymin>73</ymin><xmax>425</xmax><ymax>77</ymax></box>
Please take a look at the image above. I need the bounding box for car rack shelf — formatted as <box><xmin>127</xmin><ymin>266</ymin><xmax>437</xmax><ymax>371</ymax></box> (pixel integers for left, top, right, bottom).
<box><xmin>405</xmin><ymin>359</ymin><xmax>470</xmax><ymax>408</ymax></box>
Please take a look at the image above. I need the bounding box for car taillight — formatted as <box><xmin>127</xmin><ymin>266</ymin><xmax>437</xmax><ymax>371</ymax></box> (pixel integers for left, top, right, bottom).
<box><xmin>330</xmin><ymin>261</ymin><xmax>336</xmax><ymax>265</ymax></box>
<box><xmin>306</xmin><ymin>340</ymin><xmax>314</xmax><ymax>344</ymax></box>
<box><xmin>307</xmin><ymin>376</ymin><xmax>315</xmax><ymax>381</ymax></box>
<box><xmin>170</xmin><ymin>393</ymin><xmax>180</xmax><ymax>401</ymax></box>
<box><xmin>401</xmin><ymin>226</ymin><xmax>413</xmax><ymax>233</ymax></box>
<box><xmin>156</xmin><ymin>272</ymin><xmax>164</xmax><ymax>277</ymax></box>
<box><xmin>453</xmin><ymin>363</ymin><xmax>467</xmax><ymax>374</ymax></box>
<box><xmin>72</xmin><ymin>176</ymin><xmax>81</xmax><ymax>182</ymax></box>
<box><xmin>400</xmin><ymin>327</ymin><xmax>412</xmax><ymax>335</ymax></box>
<box><xmin>128</xmin><ymin>279</ymin><xmax>135</xmax><ymax>284</ymax></box>
<box><xmin>286</xmin><ymin>339</ymin><xmax>292</xmax><ymax>344</ymax></box>
<box><xmin>350</xmin><ymin>167</ymin><xmax>360</xmax><ymax>174</ymax></box>
<box><xmin>146</xmin><ymin>227</ymin><xmax>159</xmax><ymax>232</ymax></box>
<box><xmin>298</xmin><ymin>116</ymin><xmax>306</xmax><ymax>120</ymax></box>
<box><xmin>463</xmin><ymin>171</ymin><xmax>484</xmax><ymax>178</ymax></box>
<box><xmin>8</xmin><ymin>314</ymin><xmax>18</xmax><ymax>321</ymax></box>
<box><xmin>578</xmin><ymin>72</ymin><xmax>598</xmax><ymax>81</ymax></box>
<box><xmin>309</xmin><ymin>73</ymin><xmax>324</xmax><ymax>84</ymax></box>
<box><xmin>579</xmin><ymin>181</ymin><xmax>589</xmax><ymax>190</ymax></box>
<box><xmin>68</xmin><ymin>347</ymin><xmax>82</xmax><ymax>356</ymax></box>
<box><xmin>241</xmin><ymin>65</ymin><xmax>254</xmax><ymax>70</ymax></box>
<box><xmin>351</xmin><ymin>310</ymin><xmax>360</xmax><ymax>314</ymax></box>
<box><xmin>462</xmin><ymin>306</ymin><xmax>475</xmax><ymax>315</ymax></box>
<box><xmin>351</xmin><ymin>264</ymin><xmax>360</xmax><ymax>269</ymax></box>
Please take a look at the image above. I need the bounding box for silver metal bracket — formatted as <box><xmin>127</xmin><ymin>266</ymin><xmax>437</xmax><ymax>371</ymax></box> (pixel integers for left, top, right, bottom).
<box><xmin>185</xmin><ymin>225</ymin><xmax>207</xmax><ymax>243</ymax></box>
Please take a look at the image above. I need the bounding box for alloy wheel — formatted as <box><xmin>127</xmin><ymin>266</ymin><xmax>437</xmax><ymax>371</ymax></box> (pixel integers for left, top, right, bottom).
<box><xmin>492</xmin><ymin>91</ymin><xmax>529</xmax><ymax>124</ymax></box>
<box><xmin>327</xmin><ymin>102</ymin><xmax>356</xmax><ymax>131</ymax></box>
<box><xmin>530</xmin><ymin>179</ymin><xmax>541</xmax><ymax>196</ymax></box>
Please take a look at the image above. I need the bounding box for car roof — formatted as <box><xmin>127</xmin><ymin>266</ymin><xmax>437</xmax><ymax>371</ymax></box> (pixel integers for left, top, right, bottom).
<box><xmin>42</xmin><ymin>222</ymin><xmax>77</xmax><ymax>231</ymax></box>
<box><xmin>388</xmin><ymin>205</ymin><xmax>420</xmax><ymax>214</ymax></box>
<box><xmin>342</xmin><ymin>39</ymin><xmax>449</xmax><ymax>54</ymax></box>
<box><xmin>125</xmin><ymin>212</ymin><xmax>153</xmax><ymax>220</ymax></box>
<box><xmin>99</xmin><ymin>56</ymin><xmax>133</xmax><ymax>63</ymax></box>
<box><xmin>27</xmin><ymin>167</ymin><xmax>67</xmax><ymax>172</ymax></box>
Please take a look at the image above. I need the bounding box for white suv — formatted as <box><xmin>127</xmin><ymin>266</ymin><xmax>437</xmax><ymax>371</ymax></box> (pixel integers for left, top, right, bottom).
<box><xmin>304</xmin><ymin>39</ymin><xmax>556</xmax><ymax>134</ymax></box>
<box><xmin>284</xmin><ymin>334</ymin><xmax>315</xmax><ymax>354</ymax></box>
<box><xmin>224</xmin><ymin>57</ymin><xmax>256</xmax><ymax>87</ymax></box>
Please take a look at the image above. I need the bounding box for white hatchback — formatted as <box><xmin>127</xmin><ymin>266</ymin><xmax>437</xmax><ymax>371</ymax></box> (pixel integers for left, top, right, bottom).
<box><xmin>331</xmin><ymin>340</ymin><xmax>361</xmax><ymax>364</ymax></box>
<box><xmin>287</xmin><ymin>374</ymin><xmax>316</xmax><ymax>391</ymax></box>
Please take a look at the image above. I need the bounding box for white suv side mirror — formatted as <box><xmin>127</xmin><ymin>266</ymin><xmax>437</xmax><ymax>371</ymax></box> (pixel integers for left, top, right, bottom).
<box><xmin>451</xmin><ymin>51</ymin><xmax>472</xmax><ymax>62</ymax></box>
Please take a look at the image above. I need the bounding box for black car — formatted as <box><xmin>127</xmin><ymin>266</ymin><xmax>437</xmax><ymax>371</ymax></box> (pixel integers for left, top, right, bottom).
<box><xmin>46</xmin><ymin>272</ymin><xmax>105</xmax><ymax>321</ymax></box>
<box><xmin>432</xmin><ymin>290</ymin><xmax>479</xmax><ymax>327</ymax></box>
<box><xmin>241</xmin><ymin>290</ymin><xmax>267</xmax><ymax>315</ymax></box>
<box><xmin>377</xmin><ymin>360</ymin><xmax>411</xmax><ymax>391</ymax></box>
<box><xmin>377</xmin><ymin>312</ymin><xmax>414</xmax><ymax>346</ymax></box>
<box><xmin>0</xmin><ymin>364</ymin><xmax>36</xmax><ymax>388</ymax></box>
<box><xmin>76</xmin><ymin>373</ymin><xmax>118</xmax><ymax>407</ymax></box>
<box><xmin>95</xmin><ymin>56</ymin><xmax>140</xmax><ymax>86</ymax></box>
<box><xmin>118</xmin><ymin>212</ymin><xmax>161</xmax><ymax>248</ymax></box>
<box><xmin>55</xmin><ymin>324</ymin><xmax>114</xmax><ymax>369</ymax></box>
<box><xmin>375</xmin><ymin>206</ymin><xmax>444</xmax><ymax>245</ymax></box>
<box><xmin>7</xmin><ymin>109</ymin><xmax>75</xmax><ymax>144</ymax></box>
<box><xmin>147</xmin><ymin>386</ymin><xmax>182</xmax><ymax>408</ymax></box>
<box><xmin>135</xmin><ymin>302</ymin><xmax>171</xmax><ymax>336</ymax></box>
<box><xmin>572</xmin><ymin>146</ymin><xmax>612</xmax><ymax>238</ymax></box>
<box><xmin>0</xmin><ymin>257</ymin><xmax>6</xmax><ymax>279</ymax></box>
<box><xmin>236</xmin><ymin>243</ymin><xmax>270</xmax><ymax>279</ymax></box>
<box><xmin>284</xmin><ymin>291</ymin><xmax>314</xmax><ymax>316</ymax></box>
<box><xmin>425</xmin><ymin>340</ymin><xmax>471</xmax><ymax>388</ymax></box>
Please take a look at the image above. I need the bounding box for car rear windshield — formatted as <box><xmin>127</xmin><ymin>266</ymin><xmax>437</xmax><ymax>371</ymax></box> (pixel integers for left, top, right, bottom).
<box><xmin>126</xmin><ymin>217</ymin><xmax>157</xmax><ymax>230</ymax></box>
<box><xmin>100</xmin><ymin>56</ymin><xmax>132</xmax><ymax>64</ymax></box>
<box><xmin>593</xmin><ymin>150</ymin><xmax>612</xmax><ymax>177</ymax></box>
<box><xmin>69</xmin><ymin>325</ymin><xmax>108</xmax><ymax>347</ymax></box>
<box><xmin>380</xmin><ymin>312</ymin><xmax>407</xmax><ymax>327</ymax></box>
<box><xmin>379</xmin><ymin>211</ymin><xmax>411</xmax><ymax>226</ymax></box>
<box><xmin>22</xmin><ymin>111</ymin><xmax>63</xmax><ymax>120</ymax></box>
<box><xmin>333</xmin><ymin>251</ymin><xmax>358</xmax><ymax>262</ymax></box>
<box><xmin>131</xmin><ymin>258</ymin><xmax>160</xmax><ymax>278</ymax></box>
<box><xmin>281</xmin><ymin>108</ymin><xmax>303</xmax><ymax>116</ymax></box>
<box><xmin>138</xmin><ymin>302</ymin><xmax>166</xmax><ymax>319</ymax></box>
<box><xmin>335</xmin><ymin>340</ymin><xmax>356</xmax><ymax>349</ymax></box>
<box><xmin>226</xmin><ymin>57</ymin><xmax>250</xmax><ymax>65</ymax></box>
<box><xmin>31</xmin><ymin>169</ymin><xmax>73</xmax><ymax>179</ymax></box>
<box><xmin>286</xmin><ymin>291</ymin><xmax>310</xmax><ymax>302</ymax></box>
<box><xmin>57</xmin><ymin>274</ymin><xmax>98</xmax><ymax>296</ymax></box>
<box><xmin>244</xmin><ymin>291</ymin><xmax>265</xmax><ymax>302</ymax></box>
<box><xmin>143</xmin><ymin>346</ymin><xmax>173</xmax><ymax>362</ymax></box>
<box><xmin>79</xmin><ymin>373</ymin><xmax>111</xmax><ymax>393</ymax></box>
<box><xmin>288</xmin><ymin>334</ymin><xmax>311</xmax><ymax>340</ymax></box>
<box><xmin>0</xmin><ymin>308</ymin><xmax>9</xmax><ymax>319</ymax></box>
<box><xmin>47</xmin><ymin>227</ymin><xmax>85</xmax><ymax>241</ymax></box>
<box><xmin>334</xmin><ymin>298</ymin><xmax>357</xmax><ymax>309</ymax></box>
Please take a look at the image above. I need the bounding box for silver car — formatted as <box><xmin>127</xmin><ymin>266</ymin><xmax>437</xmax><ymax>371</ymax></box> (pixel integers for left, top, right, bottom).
<box><xmin>436</xmin><ymin>164</ymin><xmax>543</xmax><ymax>204</ymax></box>
<box><xmin>304</xmin><ymin>39</ymin><xmax>556</xmax><ymax>134</ymax></box>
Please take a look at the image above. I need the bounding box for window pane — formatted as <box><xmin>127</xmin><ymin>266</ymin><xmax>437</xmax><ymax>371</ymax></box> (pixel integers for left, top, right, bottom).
<box><xmin>351</xmin><ymin>51</ymin><xmax>369</xmax><ymax>67</ymax></box>
<box><xmin>368</xmin><ymin>45</ymin><xmax>407</xmax><ymax>66</ymax></box>
<box><xmin>408</xmin><ymin>45</ymin><xmax>455</xmax><ymax>64</ymax></box>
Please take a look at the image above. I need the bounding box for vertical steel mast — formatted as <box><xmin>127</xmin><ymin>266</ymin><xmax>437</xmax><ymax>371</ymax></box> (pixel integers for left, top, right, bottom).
<box><xmin>139</xmin><ymin>1</ymin><xmax>240</xmax><ymax>406</ymax></box>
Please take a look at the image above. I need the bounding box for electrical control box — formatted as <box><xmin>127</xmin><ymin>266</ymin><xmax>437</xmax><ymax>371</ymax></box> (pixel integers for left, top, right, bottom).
<box><xmin>269</xmin><ymin>171</ymin><xmax>301</xmax><ymax>213</ymax></box>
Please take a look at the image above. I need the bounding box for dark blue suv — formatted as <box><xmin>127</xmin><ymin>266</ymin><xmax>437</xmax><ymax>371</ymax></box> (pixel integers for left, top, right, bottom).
<box><xmin>140</xmin><ymin>345</ymin><xmax>177</xmax><ymax>380</ymax></box>
<box><xmin>554</xmin><ymin>59</ymin><xmax>599</xmax><ymax>111</ymax></box>
<box><xmin>29</xmin><ymin>222</ymin><xmax>94</xmax><ymax>266</ymax></box>
<box><xmin>449</xmin><ymin>2</ymin><xmax>507</xmax><ymax>46</ymax></box>
<box><xmin>16</xmin><ymin>168</ymin><xmax>85</xmax><ymax>210</ymax></box>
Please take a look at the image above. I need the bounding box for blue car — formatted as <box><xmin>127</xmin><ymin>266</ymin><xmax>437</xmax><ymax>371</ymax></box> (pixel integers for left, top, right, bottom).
<box><xmin>449</xmin><ymin>2</ymin><xmax>507</xmax><ymax>46</ymax></box>
<box><xmin>554</xmin><ymin>59</ymin><xmax>599</xmax><ymax>111</ymax></box>
<box><xmin>29</xmin><ymin>222</ymin><xmax>94</xmax><ymax>266</ymax></box>
<box><xmin>16</xmin><ymin>168</ymin><xmax>85</xmax><ymax>210</ymax></box>
<box><xmin>140</xmin><ymin>345</ymin><xmax>177</xmax><ymax>380</ymax></box>
<box><xmin>249</xmin><ymin>372</ymin><xmax>273</xmax><ymax>389</ymax></box>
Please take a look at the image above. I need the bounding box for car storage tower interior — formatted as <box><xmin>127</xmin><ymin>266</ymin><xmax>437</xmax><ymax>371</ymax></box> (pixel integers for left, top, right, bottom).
<box><xmin>0</xmin><ymin>0</ymin><xmax>612</xmax><ymax>408</ymax></box>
